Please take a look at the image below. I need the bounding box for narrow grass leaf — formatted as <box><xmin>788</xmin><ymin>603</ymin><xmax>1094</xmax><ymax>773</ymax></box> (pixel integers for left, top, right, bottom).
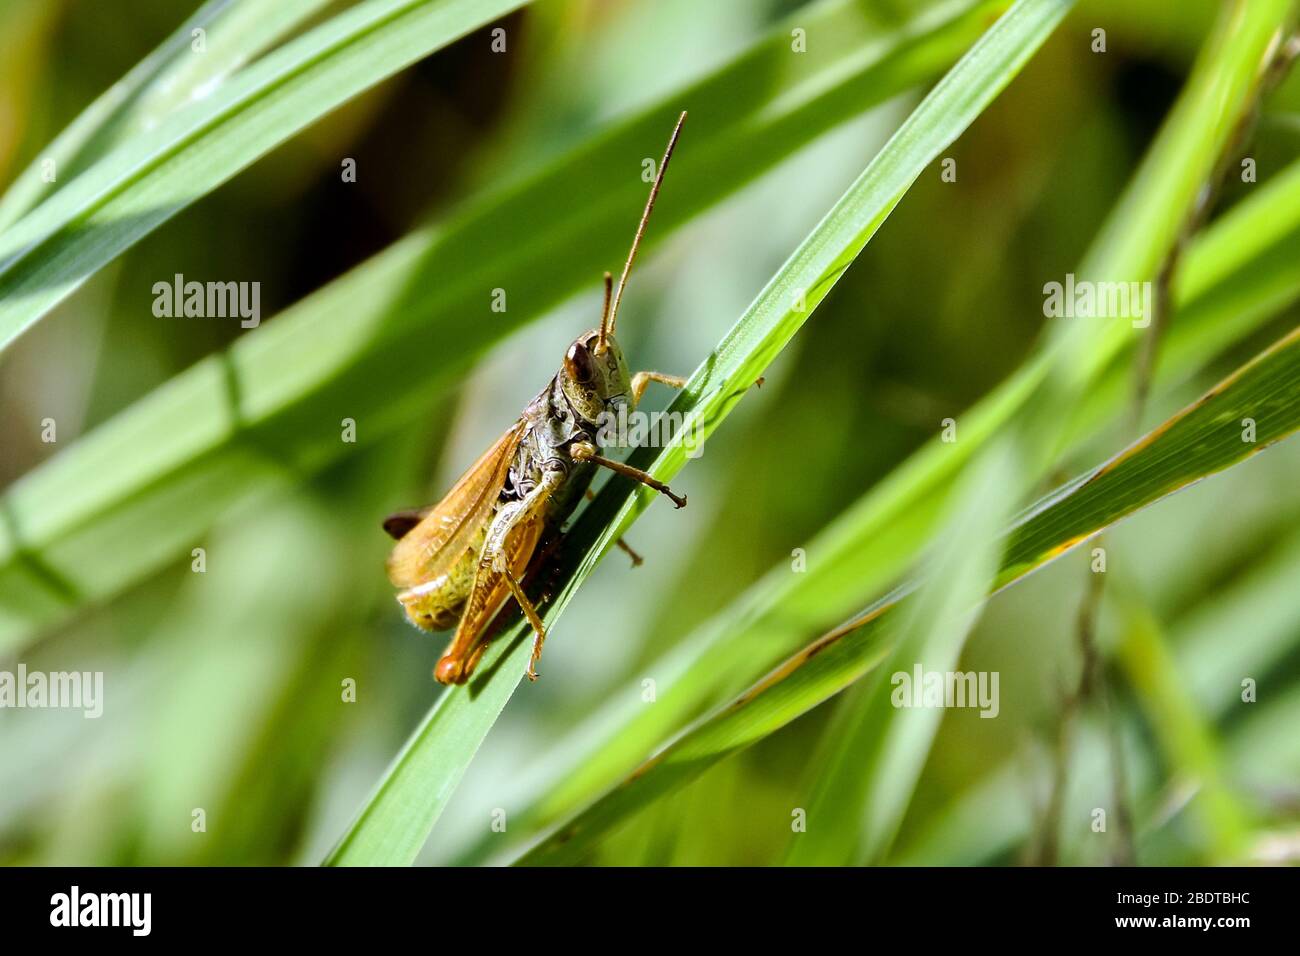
<box><xmin>779</xmin><ymin>0</ymin><xmax>1298</xmax><ymax>867</ymax></box>
<box><xmin>782</xmin><ymin>445</ymin><xmax>1018</xmax><ymax>865</ymax></box>
<box><xmin>895</xmin><ymin>521</ymin><xmax>1300</xmax><ymax>866</ymax></box>
<box><xmin>1114</xmin><ymin>599</ymin><xmax>1253</xmax><ymax>862</ymax></box>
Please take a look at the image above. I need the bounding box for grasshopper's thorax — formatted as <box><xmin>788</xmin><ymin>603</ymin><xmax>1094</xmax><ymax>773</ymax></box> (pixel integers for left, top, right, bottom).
<box><xmin>501</xmin><ymin>329</ymin><xmax>631</xmax><ymax>520</ymax></box>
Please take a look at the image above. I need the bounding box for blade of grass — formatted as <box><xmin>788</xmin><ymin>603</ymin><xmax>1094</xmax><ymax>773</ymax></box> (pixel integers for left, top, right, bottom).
<box><xmin>458</xmin><ymin>2</ymin><xmax>1300</xmax><ymax>863</ymax></box>
<box><xmin>0</xmin><ymin>0</ymin><xmax>531</xmax><ymax>353</ymax></box>
<box><xmin>0</xmin><ymin>0</ymin><xmax>335</xmax><ymax>231</ymax></box>
<box><xmin>323</xmin><ymin>0</ymin><xmax>1075</xmax><ymax>867</ymax></box>
<box><xmin>516</xmin><ymin>323</ymin><xmax>1300</xmax><ymax>865</ymax></box>
<box><xmin>0</xmin><ymin>0</ymin><xmax>1009</xmax><ymax>651</ymax></box>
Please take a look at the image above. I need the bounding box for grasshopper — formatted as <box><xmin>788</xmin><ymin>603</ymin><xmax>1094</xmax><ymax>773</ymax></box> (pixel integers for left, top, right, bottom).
<box><xmin>384</xmin><ymin>112</ymin><xmax>690</xmax><ymax>685</ymax></box>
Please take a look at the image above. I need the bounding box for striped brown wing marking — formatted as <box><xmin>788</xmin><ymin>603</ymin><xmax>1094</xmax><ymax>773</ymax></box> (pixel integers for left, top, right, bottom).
<box><xmin>385</xmin><ymin>420</ymin><xmax>525</xmax><ymax>589</ymax></box>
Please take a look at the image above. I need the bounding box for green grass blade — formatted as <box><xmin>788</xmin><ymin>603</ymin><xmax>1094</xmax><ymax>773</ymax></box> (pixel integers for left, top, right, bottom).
<box><xmin>0</xmin><ymin>0</ymin><xmax>1006</xmax><ymax>652</ymax></box>
<box><xmin>323</xmin><ymin>0</ymin><xmax>1073</xmax><ymax>867</ymax></box>
<box><xmin>458</xmin><ymin>15</ymin><xmax>1300</xmax><ymax>864</ymax></box>
<box><xmin>0</xmin><ymin>0</ymin><xmax>530</xmax><ymax>353</ymax></box>
<box><xmin>0</xmin><ymin>0</ymin><xmax>334</xmax><ymax>231</ymax></box>
<box><xmin>516</xmin><ymin>324</ymin><xmax>1300</xmax><ymax>865</ymax></box>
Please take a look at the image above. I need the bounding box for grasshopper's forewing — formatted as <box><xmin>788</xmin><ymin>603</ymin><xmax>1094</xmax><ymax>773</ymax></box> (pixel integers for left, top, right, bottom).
<box><xmin>386</xmin><ymin>420</ymin><xmax>526</xmax><ymax>588</ymax></box>
<box><xmin>438</xmin><ymin>513</ymin><xmax>544</xmax><ymax>683</ymax></box>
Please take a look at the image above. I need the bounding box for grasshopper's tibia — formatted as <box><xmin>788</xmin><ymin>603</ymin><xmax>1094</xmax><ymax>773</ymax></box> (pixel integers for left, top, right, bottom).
<box><xmin>571</xmin><ymin>440</ymin><xmax>686</xmax><ymax>508</ymax></box>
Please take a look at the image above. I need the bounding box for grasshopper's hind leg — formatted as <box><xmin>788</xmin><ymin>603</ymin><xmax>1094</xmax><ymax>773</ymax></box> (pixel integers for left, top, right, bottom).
<box><xmin>500</xmin><ymin>567</ymin><xmax>548</xmax><ymax>680</ymax></box>
<box><xmin>474</xmin><ymin>469</ymin><xmax>563</xmax><ymax>680</ymax></box>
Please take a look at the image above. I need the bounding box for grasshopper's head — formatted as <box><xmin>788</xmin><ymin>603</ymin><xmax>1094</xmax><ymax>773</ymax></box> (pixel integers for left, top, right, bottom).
<box><xmin>559</xmin><ymin>111</ymin><xmax>686</xmax><ymax>426</ymax></box>
<box><xmin>559</xmin><ymin>327</ymin><xmax>631</xmax><ymax>424</ymax></box>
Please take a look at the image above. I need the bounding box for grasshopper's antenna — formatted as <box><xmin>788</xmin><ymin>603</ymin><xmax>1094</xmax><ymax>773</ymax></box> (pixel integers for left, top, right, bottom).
<box><xmin>598</xmin><ymin>271</ymin><xmax>613</xmax><ymax>336</ymax></box>
<box><xmin>599</xmin><ymin>110</ymin><xmax>686</xmax><ymax>353</ymax></box>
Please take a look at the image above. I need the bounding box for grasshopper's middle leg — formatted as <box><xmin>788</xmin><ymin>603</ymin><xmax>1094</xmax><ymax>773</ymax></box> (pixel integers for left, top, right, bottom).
<box><xmin>630</xmin><ymin>370</ymin><xmax>686</xmax><ymax>406</ymax></box>
<box><xmin>584</xmin><ymin>489</ymin><xmax>643</xmax><ymax>565</ymax></box>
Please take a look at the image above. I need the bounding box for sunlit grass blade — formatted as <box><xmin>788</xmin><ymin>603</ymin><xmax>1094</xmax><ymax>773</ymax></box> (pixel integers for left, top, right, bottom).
<box><xmin>0</xmin><ymin>0</ymin><xmax>531</xmax><ymax>353</ymax></box>
<box><xmin>0</xmin><ymin>0</ymin><xmax>334</xmax><ymax>231</ymax></box>
<box><xmin>0</xmin><ymin>0</ymin><xmax>1007</xmax><ymax>651</ymax></box>
<box><xmin>516</xmin><ymin>323</ymin><xmax>1300</xmax><ymax>865</ymax></box>
<box><xmin>462</xmin><ymin>175</ymin><xmax>1300</xmax><ymax>869</ymax></box>
<box><xmin>323</xmin><ymin>0</ymin><xmax>1074</xmax><ymax>867</ymax></box>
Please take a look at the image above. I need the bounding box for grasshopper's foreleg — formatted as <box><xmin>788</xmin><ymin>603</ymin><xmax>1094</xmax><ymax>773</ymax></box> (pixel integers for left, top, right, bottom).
<box><xmin>630</xmin><ymin>370</ymin><xmax>687</xmax><ymax>406</ymax></box>
<box><xmin>570</xmin><ymin>440</ymin><xmax>686</xmax><ymax>508</ymax></box>
<box><xmin>632</xmin><ymin>370</ymin><xmax>765</xmax><ymax>406</ymax></box>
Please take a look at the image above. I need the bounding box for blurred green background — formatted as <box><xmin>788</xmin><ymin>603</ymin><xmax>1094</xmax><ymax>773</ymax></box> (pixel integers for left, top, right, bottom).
<box><xmin>1</xmin><ymin>0</ymin><xmax>1298</xmax><ymax>866</ymax></box>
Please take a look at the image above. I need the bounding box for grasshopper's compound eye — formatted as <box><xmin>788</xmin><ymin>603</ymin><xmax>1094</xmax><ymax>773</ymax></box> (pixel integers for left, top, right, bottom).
<box><xmin>565</xmin><ymin>342</ymin><xmax>596</xmax><ymax>384</ymax></box>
